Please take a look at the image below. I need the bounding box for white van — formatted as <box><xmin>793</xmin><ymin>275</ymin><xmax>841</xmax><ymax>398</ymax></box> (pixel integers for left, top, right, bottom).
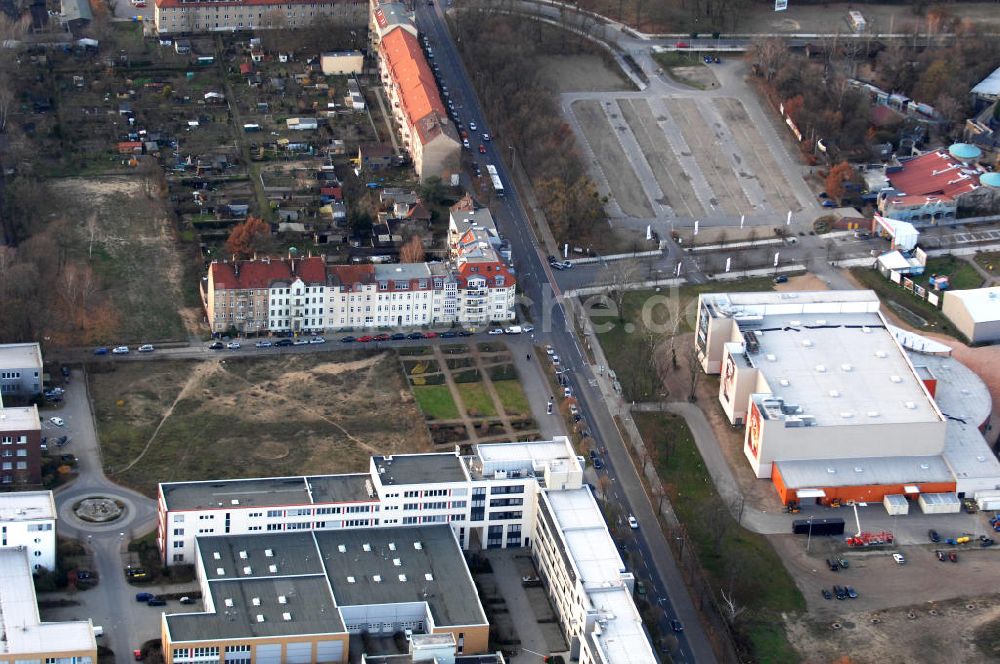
<box><xmin>504</xmin><ymin>326</ymin><xmax>522</xmax><ymax>335</ymax></box>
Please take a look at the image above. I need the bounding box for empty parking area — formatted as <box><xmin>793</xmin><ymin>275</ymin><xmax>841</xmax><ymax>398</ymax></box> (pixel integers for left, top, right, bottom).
<box><xmin>665</xmin><ymin>98</ymin><xmax>750</xmax><ymax>215</ymax></box>
<box><xmin>571</xmin><ymin>99</ymin><xmax>654</xmax><ymax>218</ymax></box>
<box><xmin>714</xmin><ymin>98</ymin><xmax>802</xmax><ymax>213</ymax></box>
<box><xmin>618</xmin><ymin>98</ymin><xmax>705</xmax><ymax>218</ymax></box>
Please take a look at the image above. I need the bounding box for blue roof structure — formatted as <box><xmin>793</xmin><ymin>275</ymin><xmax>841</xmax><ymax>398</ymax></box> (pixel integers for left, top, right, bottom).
<box><xmin>980</xmin><ymin>172</ymin><xmax>1000</xmax><ymax>188</ymax></box>
<box><xmin>948</xmin><ymin>143</ymin><xmax>982</xmax><ymax>161</ymax></box>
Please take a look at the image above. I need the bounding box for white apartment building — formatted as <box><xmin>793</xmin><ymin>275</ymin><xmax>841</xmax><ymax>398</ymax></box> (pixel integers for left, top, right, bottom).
<box><xmin>0</xmin><ymin>491</ymin><xmax>57</xmax><ymax>573</ymax></box>
<box><xmin>157</xmin><ymin>440</ymin><xmax>655</xmax><ymax>663</ymax></box>
<box><xmin>205</xmin><ymin>255</ymin><xmax>514</xmax><ymax>334</ymax></box>
<box><xmin>153</xmin><ymin>0</ymin><xmax>367</xmax><ymax>36</ymax></box>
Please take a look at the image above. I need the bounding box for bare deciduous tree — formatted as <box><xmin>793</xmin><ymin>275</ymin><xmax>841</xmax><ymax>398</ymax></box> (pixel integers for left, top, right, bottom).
<box><xmin>607</xmin><ymin>258</ymin><xmax>641</xmax><ymax>321</ymax></box>
<box><xmin>719</xmin><ymin>588</ymin><xmax>747</xmax><ymax>625</ymax></box>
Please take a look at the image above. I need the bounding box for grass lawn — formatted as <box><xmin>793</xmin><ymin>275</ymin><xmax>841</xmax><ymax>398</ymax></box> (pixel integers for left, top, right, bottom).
<box><xmin>634</xmin><ymin>411</ymin><xmax>803</xmax><ymax>662</ymax></box>
<box><xmin>973</xmin><ymin>251</ymin><xmax>1000</xmax><ymax>277</ymax></box>
<box><xmin>849</xmin><ymin>267</ymin><xmax>966</xmax><ymax>341</ymax></box>
<box><xmin>924</xmin><ymin>255</ymin><xmax>983</xmax><ymax>290</ymax></box>
<box><xmin>493</xmin><ymin>379</ymin><xmax>531</xmax><ymax>417</ymax></box>
<box><xmin>90</xmin><ymin>352</ymin><xmax>431</xmax><ymax>496</ymax></box>
<box><xmin>412</xmin><ymin>385</ymin><xmax>460</xmax><ymax>420</ymax></box>
<box><xmin>591</xmin><ymin>278</ymin><xmax>775</xmax><ymax>401</ymax></box>
<box><xmin>456</xmin><ymin>382</ymin><xmax>497</xmax><ymax>418</ymax></box>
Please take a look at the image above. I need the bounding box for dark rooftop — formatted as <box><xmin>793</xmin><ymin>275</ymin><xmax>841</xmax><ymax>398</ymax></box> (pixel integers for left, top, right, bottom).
<box><xmin>372</xmin><ymin>454</ymin><xmax>468</xmax><ymax>486</ymax></box>
<box><xmin>316</xmin><ymin>526</ymin><xmax>485</xmax><ymax>628</ymax></box>
<box><xmin>308</xmin><ymin>474</ymin><xmax>375</xmax><ymax>503</ymax></box>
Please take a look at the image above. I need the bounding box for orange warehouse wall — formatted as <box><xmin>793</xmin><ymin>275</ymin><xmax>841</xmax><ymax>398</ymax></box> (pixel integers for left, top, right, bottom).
<box><xmin>770</xmin><ymin>465</ymin><xmax>792</xmax><ymax>504</ymax></box>
<box><xmin>774</xmin><ymin>481</ymin><xmax>957</xmax><ymax>505</ymax></box>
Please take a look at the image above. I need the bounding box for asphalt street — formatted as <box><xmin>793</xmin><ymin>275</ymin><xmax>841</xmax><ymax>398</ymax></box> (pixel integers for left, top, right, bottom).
<box><xmin>416</xmin><ymin>4</ymin><xmax>713</xmax><ymax>662</ymax></box>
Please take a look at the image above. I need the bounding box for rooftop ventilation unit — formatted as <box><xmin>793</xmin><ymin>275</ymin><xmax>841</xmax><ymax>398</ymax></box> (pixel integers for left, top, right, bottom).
<box><xmin>231</xmin><ymin>499</ymin><xmax>240</xmax><ymax>505</ymax></box>
<box><xmin>854</xmin><ymin>467</ymin><xmax>864</xmax><ymax>473</ymax></box>
<box><xmin>766</xmin><ymin>354</ymin><xmax>776</xmax><ymax>361</ymax></box>
<box><xmin>363</xmin><ymin>543</ymin><xmax>371</xmax><ymax>552</ymax></box>
<box><xmin>425</xmin><ymin>573</ymin><xmax>434</xmax><ymax>581</ymax></box>
<box><xmin>347</xmin><ymin>576</ymin><xmax>356</xmax><ymax>583</ymax></box>
<box><xmin>278</xmin><ymin>596</ymin><xmax>287</xmax><ymax>604</ymax></box>
<box><xmin>239</xmin><ymin>551</ymin><xmax>248</xmax><ymax>559</ymax></box>
<box><xmin>243</xmin><ymin>566</ymin><xmax>252</xmax><ymax>575</ymax></box>
<box><xmin>829</xmin><ymin>390</ymin><xmax>840</xmax><ymax>398</ymax></box>
<box><xmin>373</xmin><ymin>575</ymin><xmax>382</xmax><ymax>583</ymax></box>
<box><xmin>414</xmin><ymin>542</ymin><xmax>423</xmax><ymax>550</ymax></box>
<box><xmin>867</xmin><ymin>411</ymin><xmax>880</xmax><ymax>418</ymax></box>
<box><xmin>841</xmin><ymin>412</ymin><xmax>854</xmax><ymax>419</ymax></box>
<box><xmin>282</xmin><ymin>613</ymin><xmax>292</xmax><ymax>622</ymax></box>
<box><xmin>802</xmin><ymin>340</ymin><xmax>814</xmax><ymax>348</ymax></box>
<box><xmin>862</xmin><ymin>327</ymin><xmax>871</xmax><ymax>333</ymax></box>
<box><xmin>216</xmin><ymin>567</ymin><xmax>225</xmax><ymax>576</ymax></box>
<box><xmin>815</xmin><ymin>365</ymin><xmax>826</xmax><ymax>373</ymax></box>
<box><xmin>393</xmin><ymin>558</ymin><xmax>402</xmax><ymax>566</ymax></box>
<box><xmin>815</xmin><ymin>319</ymin><xmax>827</xmax><ymax>325</ymax></box>
<box><xmin>875</xmin><ymin>350</ymin><xmax>887</xmax><ymax>358</ymax></box>
<box><xmin>779</xmin><ymin>379</ymin><xmax>790</xmax><ymax>387</ymax></box>
<box><xmin>399</xmin><ymin>574</ymin><xmax>407</xmax><ymax>582</ymax></box>
<box><xmin>224</xmin><ymin>598</ymin><xmax>234</xmax><ymax>608</ymax></box>
<box><xmin>338</xmin><ymin>545</ymin><xmax>347</xmax><ymax>553</ymax></box>
<box><xmin>252</xmin><ymin>597</ymin><xmax>261</xmax><ymax>606</ymax></box>
<box><xmin>920</xmin><ymin>463</ymin><xmax>929</xmax><ymax>469</ymax></box>
<box><xmin>256</xmin><ymin>615</ymin><xmax>265</xmax><ymax>623</ymax></box>
<box><xmin>827</xmin><ymin>467</ymin><xmax>837</xmax><ymax>474</ymax></box>
<box><xmin>790</xmin><ymin>320</ymin><xmax>801</xmax><ymax>326</ymax></box>
<box><xmin>841</xmin><ymin>364</ymin><xmax>853</xmax><ymax>372</ymax></box>
<box><xmin>388</xmin><ymin>543</ymin><xmax>396</xmax><ymax>551</ymax></box>
<box><xmin>213</xmin><ymin>552</ymin><xmax>221</xmax><ymax>560</ymax></box>
<box><xmin>904</xmin><ymin>401</ymin><xmax>916</xmax><ymax>409</ymax></box>
<box><xmin>268</xmin><ymin>564</ymin><xmax>277</xmax><ymax>574</ymax></box>
<box><xmin>265</xmin><ymin>549</ymin><xmax>274</xmax><ymax>557</ymax></box>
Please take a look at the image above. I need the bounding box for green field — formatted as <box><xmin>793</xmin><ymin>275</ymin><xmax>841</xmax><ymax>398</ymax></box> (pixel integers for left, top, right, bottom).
<box><xmin>591</xmin><ymin>278</ymin><xmax>775</xmax><ymax>401</ymax></box>
<box><xmin>456</xmin><ymin>382</ymin><xmax>497</xmax><ymax>418</ymax></box>
<box><xmin>634</xmin><ymin>411</ymin><xmax>803</xmax><ymax>662</ymax></box>
<box><xmin>412</xmin><ymin>385</ymin><xmax>460</xmax><ymax>420</ymax></box>
<box><xmin>973</xmin><ymin>251</ymin><xmax>1000</xmax><ymax>277</ymax></box>
<box><xmin>923</xmin><ymin>255</ymin><xmax>983</xmax><ymax>290</ymax></box>
<box><xmin>493</xmin><ymin>379</ymin><xmax>531</xmax><ymax>417</ymax></box>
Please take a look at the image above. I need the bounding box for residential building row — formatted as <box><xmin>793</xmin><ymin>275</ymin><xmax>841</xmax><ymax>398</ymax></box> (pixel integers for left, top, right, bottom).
<box><xmin>154</xmin><ymin>0</ymin><xmax>367</xmax><ymax>36</ymax></box>
<box><xmin>370</xmin><ymin>0</ymin><xmax>460</xmax><ymax>181</ymax></box>
<box><xmin>0</xmin><ymin>342</ymin><xmax>43</xmax><ymax>400</ymax></box>
<box><xmin>156</xmin><ymin>439</ymin><xmax>656</xmax><ymax>663</ymax></box>
<box><xmin>0</xmin><ymin>491</ymin><xmax>97</xmax><ymax>664</ymax></box>
<box><xmin>203</xmin><ymin>200</ymin><xmax>515</xmax><ymax>334</ymax></box>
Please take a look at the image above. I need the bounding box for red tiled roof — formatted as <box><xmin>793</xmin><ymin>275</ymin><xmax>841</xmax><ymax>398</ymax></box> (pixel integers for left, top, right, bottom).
<box><xmin>456</xmin><ymin>262</ymin><xmax>515</xmax><ymax>289</ymax></box>
<box><xmin>327</xmin><ymin>264</ymin><xmax>376</xmax><ymax>290</ymax></box>
<box><xmin>157</xmin><ymin>0</ymin><xmax>364</xmax><ymax>8</ymax></box>
<box><xmin>380</xmin><ymin>28</ymin><xmax>445</xmax><ymax>129</ymax></box>
<box><xmin>210</xmin><ymin>257</ymin><xmax>326</xmax><ymax>291</ymax></box>
<box><xmin>887</xmin><ymin>151</ymin><xmax>981</xmax><ymax>203</ymax></box>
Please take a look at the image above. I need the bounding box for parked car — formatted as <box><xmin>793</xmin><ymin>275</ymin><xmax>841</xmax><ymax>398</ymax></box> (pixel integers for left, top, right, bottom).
<box><xmin>479</xmin><ymin>144</ymin><xmax>487</xmax><ymax>154</ymax></box>
<box><xmin>457</xmin><ymin>330</ymin><xmax>473</xmax><ymax>337</ymax></box>
<box><xmin>49</xmin><ymin>417</ymin><xmax>65</xmax><ymax>427</ymax></box>
<box><xmin>773</xmin><ymin>275</ymin><xmax>788</xmax><ymax>284</ymax></box>
<box><xmin>821</xmin><ymin>588</ymin><xmax>832</xmax><ymax>600</ymax></box>
<box><xmin>834</xmin><ymin>585</ymin><xmax>847</xmax><ymax>600</ymax></box>
<box><xmin>407</xmin><ymin>332</ymin><xmax>425</xmax><ymax>340</ymax></box>
<box><xmin>980</xmin><ymin>536</ymin><xmax>995</xmax><ymax>547</ymax></box>
<box><xmin>275</xmin><ymin>339</ymin><xmax>293</xmax><ymax>347</ymax></box>
<box><xmin>636</xmin><ymin>581</ymin><xmax>646</xmax><ymax>596</ymax></box>
<box><xmin>670</xmin><ymin>619</ymin><xmax>684</xmax><ymax>632</ymax></box>
<box><xmin>483</xmin><ymin>133</ymin><xmax>491</xmax><ymax>141</ymax></box>
<box><xmin>255</xmin><ymin>340</ymin><xmax>273</xmax><ymax>348</ymax></box>
<box><xmin>935</xmin><ymin>550</ymin><xmax>946</xmax><ymax>562</ymax></box>
<box><xmin>179</xmin><ymin>596</ymin><xmax>196</xmax><ymax>604</ymax></box>
<box><xmin>424</xmin><ymin>332</ymin><xmax>439</xmax><ymax>339</ymax></box>
<box><xmin>521</xmin><ymin>325</ymin><xmax>534</xmax><ymax>333</ymax></box>
<box><xmin>928</xmin><ymin>529</ymin><xmax>941</xmax><ymax>543</ymax></box>
<box><xmin>226</xmin><ymin>342</ymin><xmax>241</xmax><ymax>350</ymax></box>
<box><xmin>628</xmin><ymin>515</ymin><xmax>639</xmax><ymax>529</ymax></box>
<box><xmin>91</xmin><ymin>347</ymin><xmax>106</xmax><ymax>357</ymax></box>
<box><xmin>357</xmin><ymin>336</ymin><xmax>374</xmax><ymax>343</ymax></box>
<box><xmin>54</xmin><ymin>436</ymin><xmax>69</xmax><ymax>447</ymax></box>
<box><xmin>546</xmin><ymin>345</ymin><xmax>555</xmax><ymax>356</ymax></box>
<box><xmin>147</xmin><ymin>597</ymin><xmax>167</xmax><ymax>607</ymax></box>
<box><xmin>134</xmin><ymin>650</ymin><xmax>144</xmax><ymax>661</ymax></box>
<box><xmin>391</xmin><ymin>333</ymin><xmax>407</xmax><ymax>341</ymax></box>
<box><xmin>822</xmin><ymin>200</ymin><xmax>837</xmax><ymax>208</ymax></box>
<box><xmin>135</xmin><ymin>592</ymin><xmax>154</xmax><ymax>602</ymax></box>
<box><xmin>340</xmin><ymin>336</ymin><xmax>357</xmax><ymax>343</ymax></box>
<box><xmin>138</xmin><ymin>344</ymin><xmax>155</xmax><ymax>353</ymax></box>
<box><xmin>293</xmin><ymin>339</ymin><xmax>309</xmax><ymax>346</ymax></box>
<box><xmin>469</xmin><ymin>122</ymin><xmax>477</xmax><ymax>131</ymax></box>
<box><xmin>846</xmin><ymin>586</ymin><xmax>858</xmax><ymax>599</ymax></box>
<box><xmin>892</xmin><ymin>553</ymin><xmax>906</xmax><ymax>564</ymax></box>
<box><xmin>374</xmin><ymin>334</ymin><xmax>392</xmax><ymax>341</ymax></box>
<box><xmin>487</xmin><ymin>329</ymin><xmax>504</xmax><ymax>336</ymax></box>
<box><xmin>112</xmin><ymin>346</ymin><xmax>130</xmax><ymax>354</ymax></box>
<box><xmin>838</xmin><ymin>559</ymin><xmax>850</xmax><ymax>569</ymax></box>
<box><xmin>208</xmin><ymin>342</ymin><xmax>224</xmax><ymax>350</ymax></box>
<box><xmin>826</xmin><ymin>558</ymin><xmax>839</xmax><ymax>571</ymax></box>
<box><xmin>593</xmin><ymin>457</ymin><xmax>604</xmax><ymax>470</ymax></box>
<box><xmin>440</xmin><ymin>331</ymin><xmax>457</xmax><ymax>338</ymax></box>
<box><xmin>948</xmin><ymin>551</ymin><xmax>958</xmax><ymax>563</ymax></box>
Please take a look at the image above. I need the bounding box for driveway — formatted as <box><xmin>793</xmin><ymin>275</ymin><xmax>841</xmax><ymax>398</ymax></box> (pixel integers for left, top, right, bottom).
<box><xmin>49</xmin><ymin>369</ymin><xmax>162</xmax><ymax>663</ymax></box>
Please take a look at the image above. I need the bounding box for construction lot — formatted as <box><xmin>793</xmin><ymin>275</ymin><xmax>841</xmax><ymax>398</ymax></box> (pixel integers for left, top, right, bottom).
<box><xmin>89</xmin><ymin>351</ymin><xmax>431</xmax><ymax>496</ymax></box>
<box><xmin>569</xmin><ymin>93</ymin><xmax>806</xmax><ymax>221</ymax></box>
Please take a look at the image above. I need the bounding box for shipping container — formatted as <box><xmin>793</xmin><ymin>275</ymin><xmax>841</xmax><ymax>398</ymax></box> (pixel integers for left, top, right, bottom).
<box><xmin>792</xmin><ymin>518</ymin><xmax>845</xmax><ymax>536</ymax></box>
<box><xmin>883</xmin><ymin>494</ymin><xmax>909</xmax><ymax>515</ymax></box>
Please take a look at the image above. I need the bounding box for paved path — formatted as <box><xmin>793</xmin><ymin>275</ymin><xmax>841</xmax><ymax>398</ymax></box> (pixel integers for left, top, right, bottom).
<box><xmin>50</xmin><ymin>369</ymin><xmax>161</xmax><ymax>663</ymax></box>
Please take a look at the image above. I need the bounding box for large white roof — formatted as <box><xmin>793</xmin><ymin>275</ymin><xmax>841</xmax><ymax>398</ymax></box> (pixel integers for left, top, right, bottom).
<box><xmin>0</xmin><ymin>343</ymin><xmax>42</xmax><ymax>370</ymax></box>
<box><xmin>972</xmin><ymin>65</ymin><xmax>1000</xmax><ymax>98</ymax></box>
<box><xmin>0</xmin><ymin>406</ymin><xmax>40</xmax><ymax>433</ymax></box>
<box><xmin>0</xmin><ymin>548</ymin><xmax>94</xmax><ymax>655</ymax></box>
<box><xmin>0</xmin><ymin>491</ymin><xmax>55</xmax><ymax>522</ymax></box>
<box><xmin>944</xmin><ymin>287</ymin><xmax>1000</xmax><ymax>323</ymax></box>
<box><xmin>747</xmin><ymin>312</ymin><xmax>941</xmax><ymax>426</ymax></box>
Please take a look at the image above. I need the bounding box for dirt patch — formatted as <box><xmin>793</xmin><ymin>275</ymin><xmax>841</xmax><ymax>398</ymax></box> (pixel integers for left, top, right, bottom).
<box><xmin>47</xmin><ymin>177</ymin><xmax>187</xmax><ymax>343</ymax></box>
<box><xmin>537</xmin><ymin>54</ymin><xmax>632</xmax><ymax>92</ymax></box>
<box><xmin>90</xmin><ymin>351</ymin><xmax>431</xmax><ymax>496</ymax></box>
<box><xmin>671</xmin><ymin>65</ymin><xmax>719</xmax><ymax>89</ymax></box>
<box><xmin>572</xmin><ymin>99</ymin><xmax>653</xmax><ymax>218</ymax></box>
<box><xmin>775</xmin><ymin>273</ymin><xmax>829</xmax><ymax>293</ymax></box>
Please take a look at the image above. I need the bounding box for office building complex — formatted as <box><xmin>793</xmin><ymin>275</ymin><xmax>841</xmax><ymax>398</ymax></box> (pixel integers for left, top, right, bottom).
<box><xmin>158</xmin><ymin>439</ymin><xmax>656</xmax><ymax>663</ymax></box>
<box><xmin>0</xmin><ymin>491</ymin><xmax>57</xmax><ymax>572</ymax></box>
